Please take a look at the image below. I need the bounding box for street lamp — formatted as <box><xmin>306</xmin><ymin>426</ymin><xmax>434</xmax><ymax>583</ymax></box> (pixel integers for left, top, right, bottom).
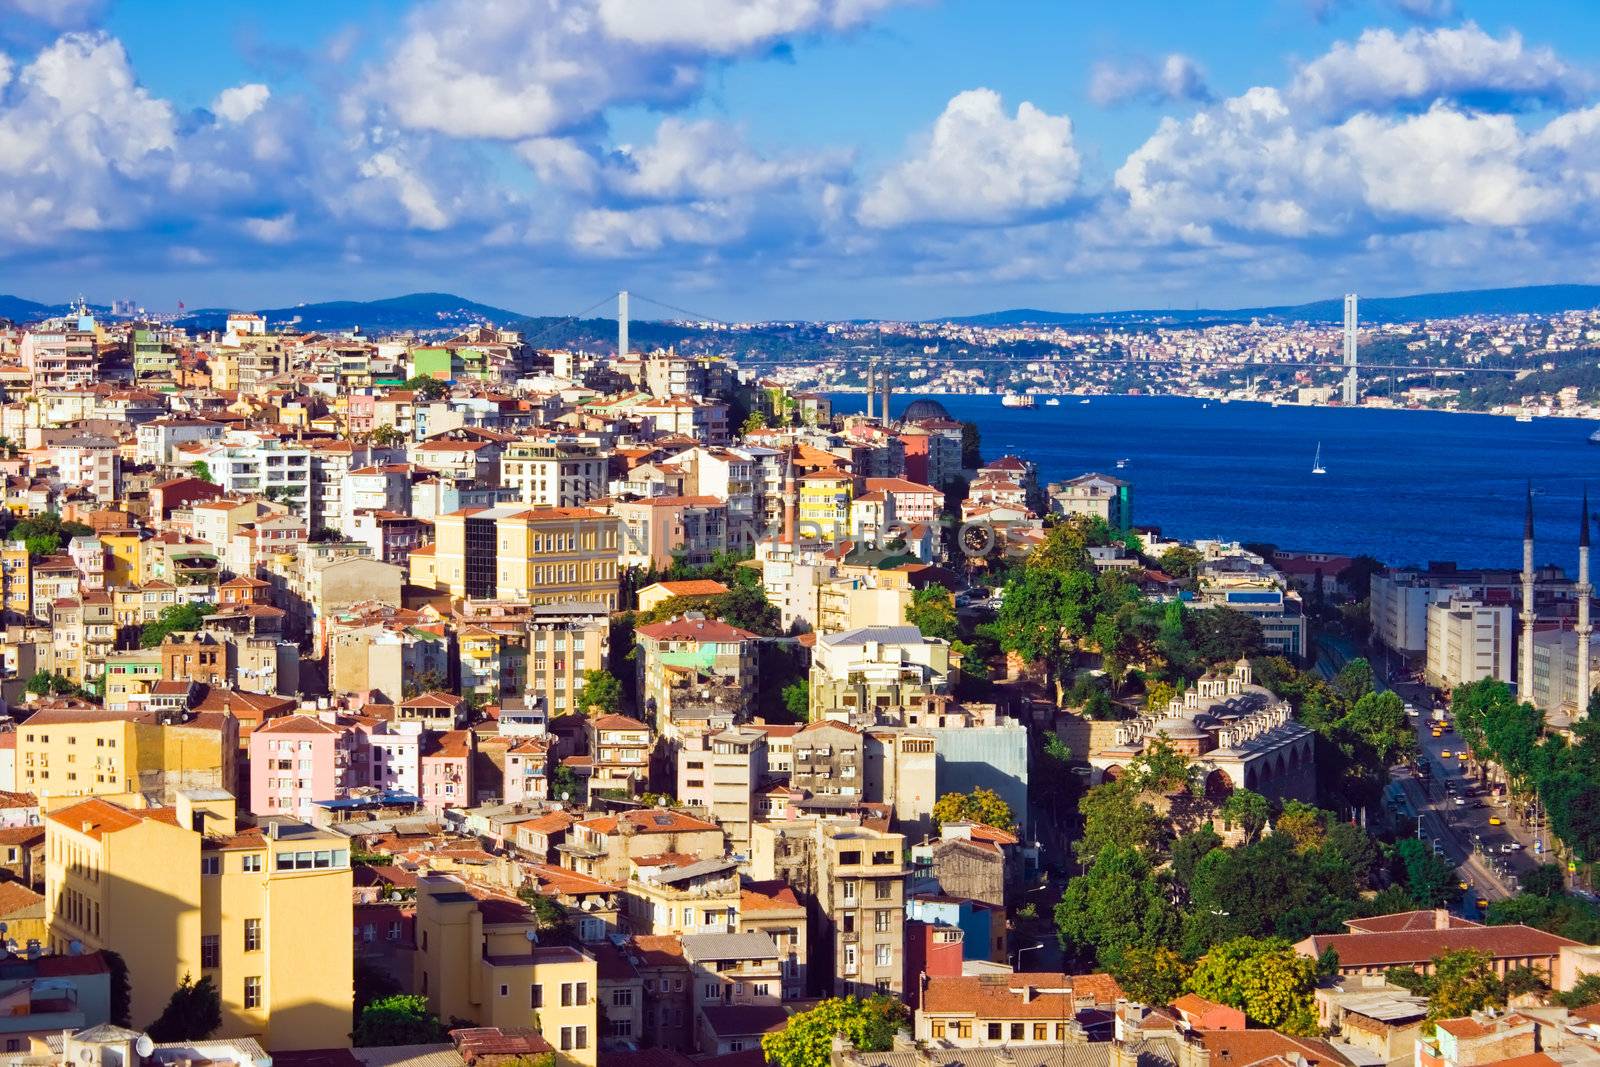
<box><xmin>1014</xmin><ymin>942</ymin><xmax>1044</xmax><ymax>969</ymax></box>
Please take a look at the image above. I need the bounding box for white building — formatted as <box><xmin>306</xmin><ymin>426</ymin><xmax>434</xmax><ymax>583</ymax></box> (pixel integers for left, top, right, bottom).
<box><xmin>216</xmin><ymin>442</ymin><xmax>313</xmax><ymax>518</ymax></box>
<box><xmin>501</xmin><ymin>438</ymin><xmax>608</xmax><ymax>508</ymax></box>
<box><xmin>1425</xmin><ymin>597</ymin><xmax>1514</xmax><ymax>689</ymax></box>
<box><xmin>1531</xmin><ymin>628</ymin><xmax>1600</xmax><ymax>716</ymax></box>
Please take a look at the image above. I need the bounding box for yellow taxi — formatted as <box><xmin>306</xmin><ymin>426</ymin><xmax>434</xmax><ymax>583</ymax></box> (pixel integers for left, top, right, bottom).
<box><xmin>1441</xmin><ymin>750</ymin><xmax>1452</xmax><ymax>758</ymax></box>
<box><xmin>1489</xmin><ymin>816</ymin><xmax>1503</xmax><ymax>826</ymax></box>
<box><xmin>1476</xmin><ymin>897</ymin><xmax>1489</xmax><ymax>910</ymax></box>
<box><xmin>1432</xmin><ymin>728</ymin><xmax>1443</xmax><ymax>738</ymax></box>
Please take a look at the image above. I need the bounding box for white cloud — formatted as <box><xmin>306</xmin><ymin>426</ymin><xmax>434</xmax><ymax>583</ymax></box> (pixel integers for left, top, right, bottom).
<box><xmin>570</xmin><ymin>202</ymin><xmax>734</xmax><ymax>254</ymax></box>
<box><xmin>361</xmin><ymin>0</ymin><xmax>916</xmax><ymax>140</ymax></box>
<box><xmin>602</xmin><ymin>117</ymin><xmax>843</xmax><ymax>200</ymax></box>
<box><xmin>859</xmin><ymin>89</ymin><xmax>1080</xmax><ymax>228</ymax></box>
<box><xmin>0</xmin><ymin>32</ymin><xmax>177</xmax><ymax>242</ymax></box>
<box><xmin>356</xmin><ymin>151</ymin><xmax>451</xmax><ymax>230</ymax></box>
<box><xmin>0</xmin><ymin>0</ymin><xmax>105</xmax><ymax>30</ymax></box>
<box><xmin>1290</xmin><ymin>23</ymin><xmax>1584</xmax><ymax>117</ymax></box>
<box><xmin>212</xmin><ymin>83</ymin><xmax>271</xmax><ymax>123</ymax></box>
<box><xmin>517</xmin><ymin>136</ymin><xmax>601</xmax><ymax>192</ymax></box>
<box><xmin>243</xmin><ymin>213</ymin><xmax>297</xmax><ymax>243</ymax></box>
<box><xmin>1089</xmin><ymin>53</ymin><xmax>1212</xmax><ymax>107</ymax></box>
<box><xmin>593</xmin><ymin>0</ymin><xmax>903</xmax><ymax>52</ymax></box>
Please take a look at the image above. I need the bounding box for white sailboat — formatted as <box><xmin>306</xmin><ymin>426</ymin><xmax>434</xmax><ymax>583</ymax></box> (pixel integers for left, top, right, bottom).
<box><xmin>1312</xmin><ymin>442</ymin><xmax>1327</xmax><ymax>475</ymax></box>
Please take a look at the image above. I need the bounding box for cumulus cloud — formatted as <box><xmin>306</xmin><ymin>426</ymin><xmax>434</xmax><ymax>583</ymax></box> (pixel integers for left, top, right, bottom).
<box><xmin>212</xmin><ymin>83</ymin><xmax>271</xmax><ymax>123</ymax></box>
<box><xmin>361</xmin><ymin>0</ymin><xmax>915</xmax><ymax>140</ymax></box>
<box><xmin>601</xmin><ymin>117</ymin><xmax>845</xmax><ymax>201</ymax></box>
<box><xmin>1290</xmin><ymin>23</ymin><xmax>1585</xmax><ymax>116</ymax></box>
<box><xmin>593</xmin><ymin>0</ymin><xmax>904</xmax><ymax>52</ymax></box>
<box><xmin>0</xmin><ymin>32</ymin><xmax>178</xmax><ymax>242</ymax></box>
<box><xmin>859</xmin><ymin>89</ymin><xmax>1080</xmax><ymax>228</ymax></box>
<box><xmin>0</xmin><ymin>0</ymin><xmax>105</xmax><ymax>30</ymax></box>
<box><xmin>1089</xmin><ymin>53</ymin><xmax>1212</xmax><ymax>107</ymax></box>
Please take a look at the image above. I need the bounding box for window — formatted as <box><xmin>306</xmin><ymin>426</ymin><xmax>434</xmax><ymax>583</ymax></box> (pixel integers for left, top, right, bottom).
<box><xmin>244</xmin><ymin>976</ymin><xmax>262</xmax><ymax>1009</ymax></box>
<box><xmin>575</xmin><ymin>1027</ymin><xmax>587</xmax><ymax>1050</ymax></box>
<box><xmin>388</xmin><ymin>921</ymin><xmax>402</xmax><ymax>941</ymax></box>
<box><xmin>1034</xmin><ymin>1024</ymin><xmax>1048</xmax><ymax>1041</ymax></box>
<box><xmin>875</xmin><ymin>944</ymin><xmax>892</xmax><ymax>967</ymax></box>
<box><xmin>841</xmin><ymin>880</ymin><xmax>857</xmax><ymax>902</ymax></box>
<box><xmin>875</xmin><ymin>911</ymin><xmax>890</xmax><ymax>933</ymax></box>
<box><xmin>560</xmin><ymin>1028</ymin><xmax>573</xmax><ymax>1052</ymax></box>
<box><xmin>612</xmin><ymin>988</ymin><xmax>634</xmax><ymax>1007</ymax></box>
<box><xmin>241</xmin><ymin>854</ymin><xmax>262</xmax><ymax>873</ymax></box>
<box><xmin>200</xmin><ymin>856</ymin><xmax>221</xmax><ymax>876</ymax></box>
<box><xmin>987</xmin><ymin>1024</ymin><xmax>1002</xmax><ymax>1041</ymax></box>
<box><xmin>499</xmin><ymin>984</ymin><xmax>509</xmax><ymax>997</ymax></box>
<box><xmin>532</xmin><ymin>984</ymin><xmax>543</xmax><ymax>1008</ymax></box>
<box><xmin>201</xmin><ymin>936</ymin><xmax>219</xmax><ymax>968</ymax></box>
<box><xmin>875</xmin><ymin>880</ymin><xmax>893</xmax><ymax>900</ymax></box>
<box><xmin>1010</xmin><ymin>1024</ymin><xmax>1025</xmax><ymax>1041</ymax></box>
<box><xmin>244</xmin><ymin>919</ymin><xmax>262</xmax><ymax>951</ymax></box>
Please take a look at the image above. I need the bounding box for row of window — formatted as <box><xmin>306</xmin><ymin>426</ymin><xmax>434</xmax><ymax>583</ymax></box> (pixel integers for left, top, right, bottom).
<box><xmin>200</xmin><ymin>854</ymin><xmax>264</xmax><ymax>874</ymax></box>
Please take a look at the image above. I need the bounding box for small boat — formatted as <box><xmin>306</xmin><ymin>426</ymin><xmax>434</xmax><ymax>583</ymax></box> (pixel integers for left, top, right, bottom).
<box><xmin>1515</xmin><ymin>414</ymin><xmax>1533</xmax><ymax>423</ymax></box>
<box><xmin>1312</xmin><ymin>442</ymin><xmax>1327</xmax><ymax>476</ymax></box>
<box><xmin>1589</xmin><ymin>429</ymin><xmax>1600</xmax><ymax>444</ymax></box>
<box><xmin>1000</xmin><ymin>393</ymin><xmax>1035</xmax><ymax>409</ymax></box>
<box><xmin>1079</xmin><ymin>398</ymin><xmax>1091</xmax><ymax>405</ymax></box>
<box><xmin>1115</xmin><ymin>458</ymin><xmax>1128</xmax><ymax>469</ymax></box>
<box><xmin>1044</xmin><ymin>397</ymin><xmax>1061</xmax><ymax>407</ymax></box>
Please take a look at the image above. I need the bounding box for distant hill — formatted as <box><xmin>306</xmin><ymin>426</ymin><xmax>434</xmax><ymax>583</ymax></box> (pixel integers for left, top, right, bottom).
<box><xmin>175</xmin><ymin>292</ymin><xmax>527</xmax><ymax>334</ymax></box>
<box><xmin>0</xmin><ymin>295</ymin><xmax>103</xmax><ymax>322</ymax></box>
<box><xmin>945</xmin><ymin>284</ymin><xmax>1600</xmax><ymax>327</ymax></box>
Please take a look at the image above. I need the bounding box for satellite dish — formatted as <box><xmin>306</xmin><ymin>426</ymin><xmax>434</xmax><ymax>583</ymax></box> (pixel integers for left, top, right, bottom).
<box><xmin>80</xmin><ymin>1049</ymin><xmax>94</xmax><ymax>1063</ymax></box>
<box><xmin>525</xmin><ymin>929</ymin><xmax>539</xmax><ymax>945</ymax></box>
<box><xmin>136</xmin><ymin>1036</ymin><xmax>155</xmax><ymax>1057</ymax></box>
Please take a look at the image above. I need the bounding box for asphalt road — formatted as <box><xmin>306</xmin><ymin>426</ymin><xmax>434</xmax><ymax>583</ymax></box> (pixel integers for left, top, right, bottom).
<box><xmin>1384</xmin><ymin>679</ymin><xmax>1551</xmax><ymax>909</ymax></box>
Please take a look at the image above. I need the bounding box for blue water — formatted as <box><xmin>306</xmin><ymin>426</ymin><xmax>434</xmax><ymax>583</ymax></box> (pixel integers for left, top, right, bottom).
<box><xmin>832</xmin><ymin>395</ymin><xmax>1600</xmax><ymax>568</ymax></box>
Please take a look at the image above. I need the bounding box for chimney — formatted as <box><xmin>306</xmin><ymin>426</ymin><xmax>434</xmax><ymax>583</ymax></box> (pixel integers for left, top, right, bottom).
<box><xmin>1434</xmin><ymin>907</ymin><xmax>1451</xmax><ymax>929</ymax></box>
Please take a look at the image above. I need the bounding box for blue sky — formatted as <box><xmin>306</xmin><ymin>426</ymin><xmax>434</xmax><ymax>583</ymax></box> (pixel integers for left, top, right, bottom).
<box><xmin>4</xmin><ymin>0</ymin><xmax>1600</xmax><ymax>320</ymax></box>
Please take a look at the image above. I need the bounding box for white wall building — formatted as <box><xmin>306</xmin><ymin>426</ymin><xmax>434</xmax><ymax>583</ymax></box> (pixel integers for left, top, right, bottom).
<box><xmin>1531</xmin><ymin>628</ymin><xmax>1600</xmax><ymax>716</ymax></box>
<box><xmin>1425</xmin><ymin>597</ymin><xmax>1514</xmax><ymax>689</ymax></box>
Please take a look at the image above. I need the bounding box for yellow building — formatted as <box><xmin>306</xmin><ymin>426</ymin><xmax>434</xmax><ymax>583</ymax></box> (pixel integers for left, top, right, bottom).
<box><xmin>414</xmin><ymin>874</ymin><xmax>599</xmax><ymax>1066</ymax></box>
<box><xmin>44</xmin><ymin>790</ymin><xmax>353</xmax><ymax>1050</ymax></box>
<box><xmin>19</xmin><ymin>705</ymin><xmax>237</xmax><ymax>807</ymax></box>
<box><xmin>428</xmin><ymin>505</ymin><xmax>620</xmax><ymax>609</ymax></box>
<box><xmin>99</xmin><ymin>531</ymin><xmax>145</xmax><ymax>589</ymax></box>
<box><xmin>798</xmin><ymin>471</ymin><xmax>853</xmax><ymax>539</ymax></box>
<box><xmin>0</xmin><ymin>545</ymin><xmax>30</xmax><ymax>618</ymax></box>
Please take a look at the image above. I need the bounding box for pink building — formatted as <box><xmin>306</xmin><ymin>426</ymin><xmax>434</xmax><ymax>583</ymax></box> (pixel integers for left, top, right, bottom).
<box><xmin>420</xmin><ymin>729</ymin><xmax>476</xmax><ymax>812</ymax></box>
<box><xmin>347</xmin><ymin>393</ymin><xmax>377</xmax><ymax>436</ymax></box>
<box><xmin>865</xmin><ymin>478</ymin><xmax>942</xmax><ymax>525</ymax></box>
<box><xmin>249</xmin><ymin>714</ymin><xmax>357</xmax><ymax>819</ymax></box>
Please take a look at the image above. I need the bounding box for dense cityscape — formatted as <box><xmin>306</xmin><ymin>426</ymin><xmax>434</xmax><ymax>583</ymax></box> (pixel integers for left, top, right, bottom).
<box><xmin>0</xmin><ymin>299</ymin><xmax>1586</xmax><ymax>1067</ymax></box>
<box><xmin>9</xmin><ymin>0</ymin><xmax>1600</xmax><ymax>1066</ymax></box>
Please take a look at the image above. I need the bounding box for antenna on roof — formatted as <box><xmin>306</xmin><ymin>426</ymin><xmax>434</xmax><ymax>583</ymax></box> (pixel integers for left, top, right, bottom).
<box><xmin>136</xmin><ymin>1036</ymin><xmax>155</xmax><ymax>1058</ymax></box>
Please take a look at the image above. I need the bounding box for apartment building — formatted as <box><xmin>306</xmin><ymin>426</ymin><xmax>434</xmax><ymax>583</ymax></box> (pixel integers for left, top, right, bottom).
<box><xmin>413</xmin><ymin>874</ymin><xmax>599</xmax><ymax>1067</ymax></box>
<box><xmin>624</xmin><ymin>856</ymin><xmax>742</xmax><ymax>937</ymax></box>
<box><xmin>1425</xmin><ymin>597</ymin><xmax>1514</xmax><ymax>688</ymax></box>
<box><xmin>501</xmin><ymin>439</ymin><xmax>608</xmax><ymax>508</ymax></box>
<box><xmin>808</xmin><ymin>625</ymin><xmax>953</xmax><ymax>723</ymax></box>
<box><xmin>44</xmin><ymin>791</ymin><xmax>353</xmax><ymax>1051</ymax></box>
<box><xmin>17</xmin><ymin>704</ymin><xmax>237</xmax><ymax>802</ymax></box>
<box><xmin>676</xmin><ymin>727</ymin><xmax>768</xmax><ymax>854</ymax></box>
<box><xmin>634</xmin><ymin>617</ymin><xmax>760</xmax><ymax>738</ymax></box>
<box><xmin>815</xmin><ymin>823</ymin><xmax>907</xmax><ymax>998</ymax></box>
<box><xmin>615</xmin><ymin>496</ymin><xmax>729</xmax><ymax>571</ymax></box>
<box><xmin>1047</xmin><ymin>472</ymin><xmax>1133</xmax><ymax>531</ymax></box>
<box><xmin>916</xmin><ymin>972</ymin><xmax>1123</xmax><ymax>1048</ymax></box>
<box><xmin>681</xmin><ymin>931</ymin><xmax>784</xmax><ymax>1056</ymax></box>
<box><xmin>425</xmin><ymin>505</ymin><xmax>619</xmax><ymax>609</ymax></box>
<box><xmin>586</xmin><ymin>715</ymin><xmax>651</xmax><ymax>792</ymax></box>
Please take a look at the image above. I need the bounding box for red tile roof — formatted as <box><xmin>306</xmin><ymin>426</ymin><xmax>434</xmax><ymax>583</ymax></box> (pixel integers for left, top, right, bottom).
<box><xmin>1300</xmin><ymin>924</ymin><xmax>1580</xmax><ymax>968</ymax></box>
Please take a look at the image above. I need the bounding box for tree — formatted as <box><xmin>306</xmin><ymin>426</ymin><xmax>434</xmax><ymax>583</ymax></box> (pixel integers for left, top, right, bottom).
<box><xmin>741</xmin><ymin>411</ymin><xmax>767</xmax><ymax>434</ymax></box>
<box><xmin>1184</xmin><ymin>608</ymin><xmax>1265</xmax><ymax>664</ymax></box>
<box><xmin>551</xmin><ymin>764</ymin><xmax>585</xmax><ymax>804</ymax></box>
<box><xmin>515</xmin><ymin>886</ymin><xmax>570</xmax><ymax>935</ymax></box>
<box><xmin>1054</xmin><ymin>844</ymin><xmax>1181</xmax><ymax>970</ymax></box>
<box><xmin>1077</xmin><ymin>777</ymin><xmax>1165</xmax><ymax>861</ymax></box>
<box><xmin>1186</xmin><ymin>936</ymin><xmax>1318</xmax><ymax>1034</ymax></box>
<box><xmin>140</xmin><ymin>601</ymin><xmax>217</xmax><ymax>648</ymax></box>
<box><xmin>1557</xmin><ymin>973</ymin><xmax>1600</xmax><ymax>1008</ymax></box>
<box><xmin>353</xmin><ymin>993</ymin><xmax>448</xmax><ymax>1047</ymax></box>
<box><xmin>782</xmin><ymin>679</ymin><xmax>810</xmax><ymax>721</ymax></box>
<box><xmin>1396</xmin><ymin>838</ymin><xmax>1459</xmax><ymax>908</ymax></box>
<box><xmin>25</xmin><ymin>670</ymin><xmax>80</xmax><ymax>698</ymax></box>
<box><xmin>760</xmin><ymin>995</ymin><xmax>907</xmax><ymax>1067</ymax></box>
<box><xmin>932</xmin><ymin>787</ymin><xmax>1016</xmax><ymax>832</ymax></box>
<box><xmin>1521</xmin><ymin>863</ymin><xmax>1567</xmax><ymax>899</ymax></box>
<box><xmin>1219</xmin><ymin>789</ymin><xmax>1269</xmax><ymax>843</ymax></box>
<box><xmin>906</xmin><ymin>586</ymin><xmax>958</xmax><ymax>642</ymax></box>
<box><xmin>959</xmin><ymin>420</ymin><xmax>982</xmax><ymax>469</ymax></box>
<box><xmin>574</xmin><ymin>669</ymin><xmax>623</xmax><ymax>715</ymax></box>
<box><xmin>146</xmin><ymin>973</ymin><xmax>222</xmax><ymax>1041</ymax></box>
<box><xmin>1158</xmin><ymin>546</ymin><xmax>1204</xmax><ymax>582</ymax></box>
<box><xmin>1344</xmin><ymin>691</ymin><xmax>1418</xmax><ymax>768</ymax></box>
<box><xmin>996</xmin><ymin>565</ymin><xmax>1091</xmax><ymax>703</ymax></box>
<box><xmin>1427</xmin><ymin>949</ymin><xmax>1505</xmax><ymax>1021</ymax></box>
<box><xmin>1113</xmin><ymin>945</ymin><xmax>1192</xmax><ymax>1006</ymax></box>
<box><xmin>369</xmin><ymin>423</ymin><xmax>404</xmax><ymax>447</ymax></box>
<box><xmin>1275</xmin><ymin>801</ymin><xmax>1327</xmax><ymax>853</ymax></box>
<box><xmin>190</xmin><ymin>460</ymin><xmax>214</xmax><ymax>483</ymax></box>
<box><xmin>404</xmin><ymin>374</ymin><xmax>450</xmax><ymax>401</ymax></box>
<box><xmin>1170</xmin><ymin>825</ymin><xmax>1223</xmax><ymax>898</ymax></box>
<box><xmin>104</xmin><ymin>950</ymin><xmax>131</xmax><ymax>1027</ymax></box>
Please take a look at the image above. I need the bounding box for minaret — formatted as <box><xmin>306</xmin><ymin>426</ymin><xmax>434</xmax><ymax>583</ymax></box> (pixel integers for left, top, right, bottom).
<box><xmin>1579</xmin><ymin>487</ymin><xmax>1593</xmax><ymax>716</ymax></box>
<box><xmin>1521</xmin><ymin>484</ymin><xmax>1537</xmax><ymax>701</ymax></box>
<box><xmin>781</xmin><ymin>444</ymin><xmax>797</xmax><ymax>546</ymax></box>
